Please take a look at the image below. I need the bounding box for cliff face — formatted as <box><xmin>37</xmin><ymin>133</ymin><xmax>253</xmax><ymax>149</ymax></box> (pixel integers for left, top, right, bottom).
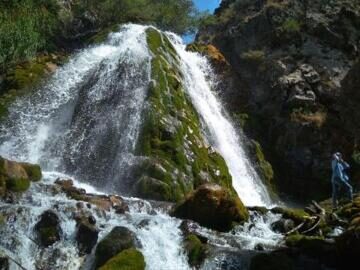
<box><xmin>196</xmin><ymin>0</ymin><xmax>360</xmax><ymax>202</ymax></box>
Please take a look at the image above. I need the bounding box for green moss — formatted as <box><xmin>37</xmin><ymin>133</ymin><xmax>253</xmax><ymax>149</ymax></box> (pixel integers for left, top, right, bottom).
<box><xmin>99</xmin><ymin>248</ymin><xmax>145</xmax><ymax>270</ymax></box>
<box><xmin>285</xmin><ymin>234</ymin><xmax>335</xmax><ymax>258</ymax></box>
<box><xmin>281</xmin><ymin>18</ymin><xmax>301</xmax><ymax>33</ymax></box>
<box><xmin>6</xmin><ymin>177</ymin><xmax>30</xmax><ymax>192</ymax></box>
<box><xmin>271</xmin><ymin>207</ymin><xmax>310</xmax><ymax>223</ymax></box>
<box><xmin>0</xmin><ymin>54</ymin><xmax>66</xmax><ymax>121</ymax></box>
<box><xmin>184</xmin><ymin>234</ymin><xmax>206</xmax><ymax>267</ymax></box>
<box><xmin>38</xmin><ymin>227</ymin><xmax>59</xmax><ymax>245</ymax></box>
<box><xmin>252</xmin><ymin>141</ymin><xmax>276</xmax><ymax>197</ymax></box>
<box><xmin>134</xmin><ymin>28</ymin><xmax>233</xmax><ymax>202</ymax></box>
<box><xmin>20</xmin><ymin>163</ymin><xmax>42</xmax><ymax>182</ymax></box>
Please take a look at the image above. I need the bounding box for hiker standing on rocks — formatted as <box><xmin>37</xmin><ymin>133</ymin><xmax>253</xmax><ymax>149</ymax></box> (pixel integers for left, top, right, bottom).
<box><xmin>331</xmin><ymin>152</ymin><xmax>353</xmax><ymax>208</ymax></box>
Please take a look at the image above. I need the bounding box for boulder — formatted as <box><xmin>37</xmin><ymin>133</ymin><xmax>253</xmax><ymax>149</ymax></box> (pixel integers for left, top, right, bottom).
<box><xmin>183</xmin><ymin>234</ymin><xmax>207</xmax><ymax>267</ymax></box>
<box><xmin>98</xmin><ymin>248</ymin><xmax>145</xmax><ymax>270</ymax></box>
<box><xmin>95</xmin><ymin>226</ymin><xmax>140</xmax><ymax>268</ymax></box>
<box><xmin>0</xmin><ymin>156</ymin><xmax>42</xmax><ymax>194</ymax></box>
<box><xmin>34</xmin><ymin>210</ymin><xmax>62</xmax><ymax>247</ymax></box>
<box><xmin>75</xmin><ymin>214</ymin><xmax>99</xmax><ymax>255</ymax></box>
<box><xmin>271</xmin><ymin>218</ymin><xmax>295</xmax><ymax>234</ymax></box>
<box><xmin>19</xmin><ymin>162</ymin><xmax>42</xmax><ymax>182</ymax></box>
<box><xmin>172</xmin><ymin>184</ymin><xmax>249</xmax><ymax>231</ymax></box>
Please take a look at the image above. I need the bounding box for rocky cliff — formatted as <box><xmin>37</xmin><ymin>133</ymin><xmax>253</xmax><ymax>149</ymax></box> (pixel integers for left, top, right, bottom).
<box><xmin>196</xmin><ymin>0</ymin><xmax>360</xmax><ymax>202</ymax></box>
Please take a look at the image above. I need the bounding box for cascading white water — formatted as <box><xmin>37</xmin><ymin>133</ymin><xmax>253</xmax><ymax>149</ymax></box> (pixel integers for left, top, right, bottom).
<box><xmin>0</xmin><ymin>24</ymin><xmax>151</xmax><ymax>192</ymax></box>
<box><xmin>0</xmin><ymin>24</ymin><xmax>282</xmax><ymax>270</ymax></box>
<box><xmin>167</xmin><ymin>34</ymin><xmax>272</xmax><ymax>207</ymax></box>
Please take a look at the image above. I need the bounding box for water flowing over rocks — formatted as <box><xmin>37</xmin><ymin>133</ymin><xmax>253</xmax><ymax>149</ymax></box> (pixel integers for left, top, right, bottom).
<box><xmin>1</xmin><ymin>18</ymin><xmax>358</xmax><ymax>269</ymax></box>
<box><xmin>34</xmin><ymin>210</ymin><xmax>62</xmax><ymax>247</ymax></box>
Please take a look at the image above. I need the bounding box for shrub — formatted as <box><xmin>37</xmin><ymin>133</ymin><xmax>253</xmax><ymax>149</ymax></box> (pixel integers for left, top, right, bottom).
<box><xmin>281</xmin><ymin>18</ymin><xmax>301</xmax><ymax>33</ymax></box>
<box><xmin>0</xmin><ymin>0</ymin><xmax>60</xmax><ymax>70</ymax></box>
<box><xmin>240</xmin><ymin>50</ymin><xmax>266</xmax><ymax>63</ymax></box>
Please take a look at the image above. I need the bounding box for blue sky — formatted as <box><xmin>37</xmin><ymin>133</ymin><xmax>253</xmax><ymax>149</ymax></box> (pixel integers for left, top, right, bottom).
<box><xmin>194</xmin><ymin>0</ymin><xmax>220</xmax><ymax>12</ymax></box>
<box><xmin>183</xmin><ymin>0</ymin><xmax>220</xmax><ymax>43</ymax></box>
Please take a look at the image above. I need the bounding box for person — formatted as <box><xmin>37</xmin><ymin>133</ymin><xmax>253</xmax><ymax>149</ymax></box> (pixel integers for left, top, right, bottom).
<box><xmin>331</xmin><ymin>152</ymin><xmax>353</xmax><ymax>208</ymax></box>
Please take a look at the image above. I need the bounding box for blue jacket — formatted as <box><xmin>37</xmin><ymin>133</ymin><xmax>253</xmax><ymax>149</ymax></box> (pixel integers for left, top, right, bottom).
<box><xmin>331</xmin><ymin>159</ymin><xmax>350</xmax><ymax>183</ymax></box>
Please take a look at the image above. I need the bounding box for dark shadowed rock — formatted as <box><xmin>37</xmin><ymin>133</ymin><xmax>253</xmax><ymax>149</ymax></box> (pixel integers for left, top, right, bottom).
<box><xmin>0</xmin><ymin>253</ymin><xmax>9</xmax><ymax>270</ymax></box>
<box><xmin>75</xmin><ymin>214</ymin><xmax>99</xmax><ymax>255</ymax></box>
<box><xmin>172</xmin><ymin>184</ymin><xmax>249</xmax><ymax>231</ymax></box>
<box><xmin>95</xmin><ymin>226</ymin><xmax>140</xmax><ymax>268</ymax></box>
<box><xmin>34</xmin><ymin>210</ymin><xmax>62</xmax><ymax>247</ymax></box>
<box><xmin>196</xmin><ymin>0</ymin><xmax>360</xmax><ymax>202</ymax></box>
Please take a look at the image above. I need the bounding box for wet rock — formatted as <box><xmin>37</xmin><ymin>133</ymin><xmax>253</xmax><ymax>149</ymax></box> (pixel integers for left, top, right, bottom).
<box><xmin>75</xmin><ymin>214</ymin><xmax>99</xmax><ymax>255</ymax></box>
<box><xmin>271</xmin><ymin>219</ymin><xmax>295</xmax><ymax>233</ymax></box>
<box><xmin>0</xmin><ymin>157</ymin><xmax>29</xmax><ymax>193</ymax></box>
<box><xmin>55</xmin><ymin>179</ymin><xmax>129</xmax><ymax>212</ymax></box>
<box><xmin>0</xmin><ymin>157</ymin><xmax>42</xmax><ymax>196</ymax></box>
<box><xmin>95</xmin><ymin>226</ymin><xmax>140</xmax><ymax>268</ymax></box>
<box><xmin>183</xmin><ymin>234</ymin><xmax>207</xmax><ymax>268</ymax></box>
<box><xmin>0</xmin><ymin>252</ymin><xmax>9</xmax><ymax>270</ymax></box>
<box><xmin>172</xmin><ymin>184</ymin><xmax>249</xmax><ymax>231</ymax></box>
<box><xmin>34</xmin><ymin>210</ymin><xmax>62</xmax><ymax>247</ymax></box>
<box><xmin>136</xmin><ymin>219</ymin><xmax>150</xmax><ymax>229</ymax></box>
<box><xmin>98</xmin><ymin>248</ymin><xmax>145</xmax><ymax>270</ymax></box>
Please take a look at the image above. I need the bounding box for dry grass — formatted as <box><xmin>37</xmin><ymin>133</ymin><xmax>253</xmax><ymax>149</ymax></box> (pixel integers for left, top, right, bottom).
<box><xmin>291</xmin><ymin>110</ymin><xmax>327</xmax><ymax>128</ymax></box>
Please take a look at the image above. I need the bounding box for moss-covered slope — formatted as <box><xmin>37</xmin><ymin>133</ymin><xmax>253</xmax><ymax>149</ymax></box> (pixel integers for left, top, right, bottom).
<box><xmin>134</xmin><ymin>28</ymin><xmax>234</xmax><ymax>202</ymax></box>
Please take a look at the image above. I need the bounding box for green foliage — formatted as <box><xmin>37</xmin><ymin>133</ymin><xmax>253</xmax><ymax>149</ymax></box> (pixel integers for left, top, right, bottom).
<box><xmin>0</xmin><ymin>0</ymin><xmax>199</xmax><ymax>71</ymax></box>
<box><xmin>72</xmin><ymin>0</ymin><xmax>198</xmax><ymax>34</ymax></box>
<box><xmin>99</xmin><ymin>248</ymin><xmax>145</xmax><ymax>270</ymax></box>
<box><xmin>0</xmin><ymin>0</ymin><xmax>60</xmax><ymax>70</ymax></box>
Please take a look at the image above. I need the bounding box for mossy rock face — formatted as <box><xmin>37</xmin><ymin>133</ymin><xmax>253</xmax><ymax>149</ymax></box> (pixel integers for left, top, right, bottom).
<box><xmin>184</xmin><ymin>234</ymin><xmax>207</xmax><ymax>267</ymax></box>
<box><xmin>95</xmin><ymin>226</ymin><xmax>139</xmax><ymax>268</ymax></box>
<box><xmin>1</xmin><ymin>53</ymin><xmax>66</xmax><ymax>121</ymax></box>
<box><xmin>249</xmin><ymin>140</ymin><xmax>276</xmax><ymax>199</ymax></box>
<box><xmin>135</xmin><ymin>28</ymin><xmax>233</xmax><ymax>202</ymax></box>
<box><xmin>0</xmin><ymin>156</ymin><xmax>42</xmax><ymax>194</ymax></box>
<box><xmin>19</xmin><ymin>162</ymin><xmax>42</xmax><ymax>182</ymax></box>
<box><xmin>99</xmin><ymin>248</ymin><xmax>145</xmax><ymax>270</ymax></box>
<box><xmin>172</xmin><ymin>183</ymin><xmax>249</xmax><ymax>231</ymax></box>
<box><xmin>285</xmin><ymin>234</ymin><xmax>337</xmax><ymax>264</ymax></box>
<box><xmin>271</xmin><ymin>207</ymin><xmax>310</xmax><ymax>224</ymax></box>
<box><xmin>1</xmin><ymin>157</ymin><xmax>30</xmax><ymax>193</ymax></box>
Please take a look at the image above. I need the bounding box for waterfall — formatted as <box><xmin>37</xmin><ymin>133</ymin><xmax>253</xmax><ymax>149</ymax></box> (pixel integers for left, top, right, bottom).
<box><xmin>167</xmin><ymin>34</ymin><xmax>272</xmax><ymax>206</ymax></box>
<box><xmin>0</xmin><ymin>24</ymin><xmax>151</xmax><ymax>192</ymax></box>
<box><xmin>0</xmin><ymin>24</ymin><xmax>280</xmax><ymax>270</ymax></box>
